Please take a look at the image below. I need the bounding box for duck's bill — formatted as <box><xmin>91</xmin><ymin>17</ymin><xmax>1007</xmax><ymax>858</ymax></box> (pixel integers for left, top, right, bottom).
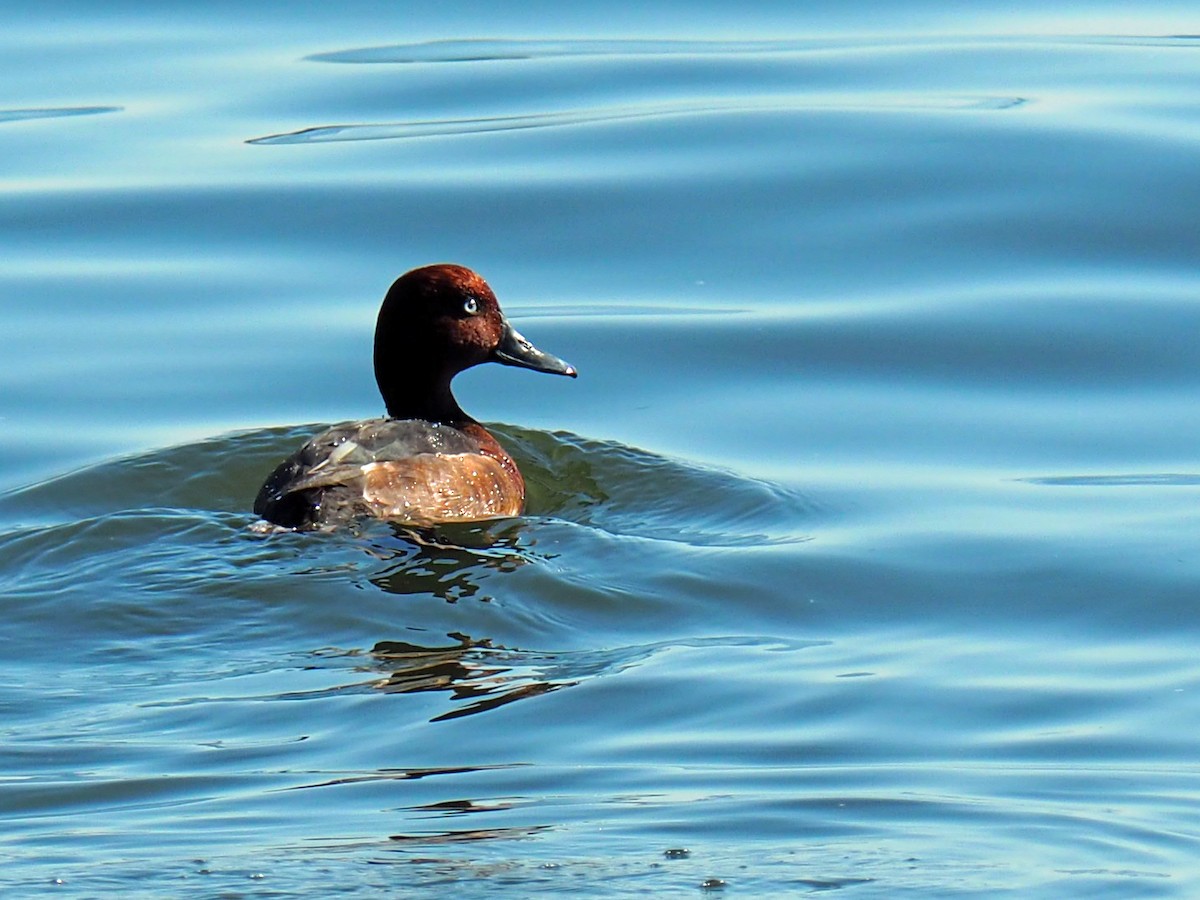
<box><xmin>492</xmin><ymin>320</ymin><xmax>577</xmax><ymax>377</ymax></box>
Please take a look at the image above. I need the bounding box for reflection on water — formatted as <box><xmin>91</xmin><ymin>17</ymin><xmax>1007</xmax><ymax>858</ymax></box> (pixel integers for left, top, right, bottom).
<box><xmin>317</xmin><ymin>633</ymin><xmax>686</xmax><ymax>723</ymax></box>
<box><xmin>387</xmin><ymin>824</ymin><xmax>552</xmax><ymax>844</ymax></box>
<box><xmin>287</xmin><ymin>764</ymin><xmax>523</xmax><ymax>791</ymax></box>
<box><xmin>371</xmin><ymin>636</ymin><xmax>570</xmax><ymax>721</ymax></box>
<box><xmin>364</xmin><ymin>523</ymin><xmax>529</xmax><ymax>602</ymax></box>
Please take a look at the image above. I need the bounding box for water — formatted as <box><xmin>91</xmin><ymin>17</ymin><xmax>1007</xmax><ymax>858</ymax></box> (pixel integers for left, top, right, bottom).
<box><xmin>4</xmin><ymin>2</ymin><xmax>1200</xmax><ymax>895</ymax></box>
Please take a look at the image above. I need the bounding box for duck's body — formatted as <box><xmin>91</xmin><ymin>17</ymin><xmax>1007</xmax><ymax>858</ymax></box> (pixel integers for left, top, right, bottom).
<box><xmin>254</xmin><ymin>418</ymin><xmax>524</xmax><ymax>529</ymax></box>
<box><xmin>254</xmin><ymin>265</ymin><xmax>575</xmax><ymax>530</ymax></box>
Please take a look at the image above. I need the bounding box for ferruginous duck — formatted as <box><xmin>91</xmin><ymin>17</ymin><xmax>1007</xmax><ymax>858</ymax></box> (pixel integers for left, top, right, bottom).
<box><xmin>254</xmin><ymin>264</ymin><xmax>576</xmax><ymax>529</ymax></box>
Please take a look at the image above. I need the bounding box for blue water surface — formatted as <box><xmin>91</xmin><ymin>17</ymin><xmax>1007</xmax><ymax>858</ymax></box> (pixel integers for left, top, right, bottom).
<box><xmin>4</xmin><ymin>2</ymin><xmax>1200</xmax><ymax>896</ymax></box>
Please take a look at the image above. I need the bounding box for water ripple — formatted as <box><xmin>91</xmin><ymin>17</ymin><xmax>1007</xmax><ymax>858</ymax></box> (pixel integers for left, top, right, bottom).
<box><xmin>248</xmin><ymin>95</ymin><xmax>1026</xmax><ymax>145</ymax></box>
<box><xmin>1022</xmin><ymin>473</ymin><xmax>1200</xmax><ymax>487</ymax></box>
<box><xmin>307</xmin><ymin>35</ymin><xmax>1200</xmax><ymax>66</ymax></box>
<box><xmin>505</xmin><ymin>426</ymin><xmax>818</xmax><ymax>548</ymax></box>
<box><xmin>307</xmin><ymin>37</ymin><xmax>840</xmax><ymax>65</ymax></box>
<box><xmin>0</xmin><ymin>106</ymin><xmax>121</xmax><ymax>125</ymax></box>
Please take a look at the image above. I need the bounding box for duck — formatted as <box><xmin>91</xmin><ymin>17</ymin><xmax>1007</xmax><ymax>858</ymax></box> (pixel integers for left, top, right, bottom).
<box><xmin>254</xmin><ymin>264</ymin><xmax>576</xmax><ymax>530</ymax></box>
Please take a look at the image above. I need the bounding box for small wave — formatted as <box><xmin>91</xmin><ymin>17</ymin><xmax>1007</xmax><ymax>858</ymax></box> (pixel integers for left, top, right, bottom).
<box><xmin>307</xmin><ymin>34</ymin><xmax>1200</xmax><ymax>66</ymax></box>
<box><xmin>0</xmin><ymin>105</ymin><xmax>122</xmax><ymax>125</ymax></box>
<box><xmin>1074</xmin><ymin>34</ymin><xmax>1200</xmax><ymax>49</ymax></box>
<box><xmin>306</xmin><ymin>37</ymin><xmax>832</xmax><ymax>65</ymax></box>
<box><xmin>248</xmin><ymin>108</ymin><xmax>653</xmax><ymax>144</ymax></box>
<box><xmin>1021</xmin><ymin>473</ymin><xmax>1200</xmax><ymax>487</ymax></box>
<box><xmin>248</xmin><ymin>94</ymin><xmax>1026</xmax><ymax>145</ymax></box>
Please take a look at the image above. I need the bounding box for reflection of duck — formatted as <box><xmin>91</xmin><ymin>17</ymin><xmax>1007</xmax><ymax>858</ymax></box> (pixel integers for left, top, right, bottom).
<box><xmin>254</xmin><ymin>265</ymin><xmax>576</xmax><ymax>530</ymax></box>
<box><xmin>370</xmin><ymin>635</ymin><xmax>569</xmax><ymax>722</ymax></box>
<box><xmin>366</xmin><ymin>520</ymin><xmax>526</xmax><ymax>601</ymax></box>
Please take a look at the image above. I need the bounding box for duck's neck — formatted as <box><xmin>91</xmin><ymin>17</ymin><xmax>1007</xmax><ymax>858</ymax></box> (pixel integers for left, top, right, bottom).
<box><xmin>379</xmin><ymin>372</ymin><xmax>473</xmax><ymax>425</ymax></box>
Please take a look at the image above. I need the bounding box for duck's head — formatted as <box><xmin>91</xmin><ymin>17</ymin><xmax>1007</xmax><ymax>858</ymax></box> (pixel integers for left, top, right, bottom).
<box><xmin>373</xmin><ymin>264</ymin><xmax>576</xmax><ymax>421</ymax></box>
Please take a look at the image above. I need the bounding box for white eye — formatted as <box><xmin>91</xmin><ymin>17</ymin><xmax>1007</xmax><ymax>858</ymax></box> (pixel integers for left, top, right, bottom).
<box><xmin>463</xmin><ymin>297</ymin><xmax>479</xmax><ymax>315</ymax></box>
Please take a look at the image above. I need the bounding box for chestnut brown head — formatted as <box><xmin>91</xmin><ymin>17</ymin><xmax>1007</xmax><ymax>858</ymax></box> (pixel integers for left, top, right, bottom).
<box><xmin>373</xmin><ymin>264</ymin><xmax>576</xmax><ymax>422</ymax></box>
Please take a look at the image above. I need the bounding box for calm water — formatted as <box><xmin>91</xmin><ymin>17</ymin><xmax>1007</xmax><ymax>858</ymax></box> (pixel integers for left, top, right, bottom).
<box><xmin>4</xmin><ymin>2</ymin><xmax>1200</xmax><ymax>896</ymax></box>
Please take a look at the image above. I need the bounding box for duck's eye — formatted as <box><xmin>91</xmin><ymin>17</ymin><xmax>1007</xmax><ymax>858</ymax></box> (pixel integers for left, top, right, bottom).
<box><xmin>463</xmin><ymin>297</ymin><xmax>480</xmax><ymax>316</ymax></box>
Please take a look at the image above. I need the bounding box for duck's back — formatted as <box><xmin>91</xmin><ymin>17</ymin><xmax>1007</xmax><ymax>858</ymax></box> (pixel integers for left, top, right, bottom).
<box><xmin>254</xmin><ymin>418</ymin><xmax>525</xmax><ymax>529</ymax></box>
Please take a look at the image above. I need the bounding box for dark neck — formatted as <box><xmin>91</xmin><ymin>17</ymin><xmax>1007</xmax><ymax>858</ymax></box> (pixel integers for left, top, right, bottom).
<box><xmin>377</xmin><ymin>369</ymin><xmax>472</xmax><ymax>424</ymax></box>
<box><xmin>374</xmin><ymin>313</ymin><xmax>476</xmax><ymax>424</ymax></box>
